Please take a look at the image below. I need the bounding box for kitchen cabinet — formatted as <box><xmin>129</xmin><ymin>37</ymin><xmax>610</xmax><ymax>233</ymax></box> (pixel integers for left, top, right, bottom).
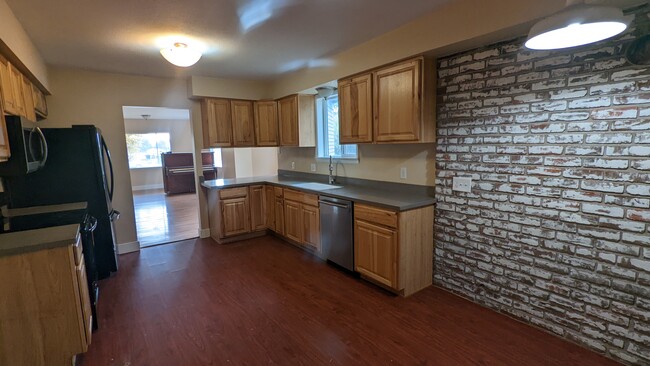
<box><xmin>354</xmin><ymin>203</ymin><xmax>434</xmax><ymax>296</ymax></box>
<box><xmin>221</xmin><ymin>197</ymin><xmax>251</xmax><ymax>237</ymax></box>
<box><xmin>201</xmin><ymin>98</ymin><xmax>232</xmax><ymax>148</ymax></box>
<box><xmin>32</xmin><ymin>83</ymin><xmax>48</xmax><ymax>118</ymax></box>
<box><xmin>273</xmin><ymin>187</ymin><xmax>285</xmax><ymax>235</ymax></box>
<box><xmin>265</xmin><ymin>185</ymin><xmax>276</xmax><ymax>231</ymax></box>
<box><xmin>337</xmin><ymin>56</ymin><xmax>436</xmax><ymax>144</ymax></box>
<box><xmin>231</xmin><ymin>100</ymin><xmax>255</xmax><ymax>147</ymax></box>
<box><xmin>0</xmin><ymin>93</ymin><xmax>9</xmax><ymax>161</ymax></box>
<box><xmin>8</xmin><ymin>64</ymin><xmax>26</xmax><ymax>118</ymax></box>
<box><xmin>0</xmin><ymin>55</ymin><xmax>24</xmax><ymax>117</ymax></box>
<box><xmin>338</xmin><ymin>73</ymin><xmax>373</xmax><ymax>143</ymax></box>
<box><xmin>0</xmin><ymin>233</ymin><xmax>92</xmax><ymax>365</ymax></box>
<box><xmin>282</xmin><ymin>189</ymin><xmax>320</xmax><ymax>253</ymax></box>
<box><xmin>208</xmin><ymin>187</ymin><xmax>257</xmax><ymax>243</ymax></box>
<box><xmin>21</xmin><ymin>75</ymin><xmax>37</xmax><ymax>122</ymax></box>
<box><xmin>249</xmin><ymin>185</ymin><xmax>266</xmax><ymax>231</ymax></box>
<box><xmin>254</xmin><ymin>100</ymin><xmax>279</xmax><ymax>146</ymax></box>
<box><xmin>278</xmin><ymin>94</ymin><xmax>316</xmax><ymax>147</ymax></box>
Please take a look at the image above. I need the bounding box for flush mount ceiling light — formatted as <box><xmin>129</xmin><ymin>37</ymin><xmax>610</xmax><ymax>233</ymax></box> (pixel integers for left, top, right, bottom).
<box><xmin>525</xmin><ymin>0</ymin><xmax>631</xmax><ymax>50</ymax></box>
<box><xmin>160</xmin><ymin>42</ymin><xmax>202</xmax><ymax>67</ymax></box>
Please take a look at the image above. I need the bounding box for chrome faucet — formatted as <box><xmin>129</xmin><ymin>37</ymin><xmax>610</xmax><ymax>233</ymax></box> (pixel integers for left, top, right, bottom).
<box><xmin>328</xmin><ymin>155</ymin><xmax>336</xmax><ymax>185</ymax></box>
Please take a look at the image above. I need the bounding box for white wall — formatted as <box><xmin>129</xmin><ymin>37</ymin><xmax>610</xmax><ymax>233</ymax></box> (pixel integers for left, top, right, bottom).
<box><xmin>124</xmin><ymin>117</ymin><xmax>193</xmax><ymax>190</ymax></box>
<box><xmin>232</xmin><ymin>147</ymin><xmax>278</xmax><ymax>178</ymax></box>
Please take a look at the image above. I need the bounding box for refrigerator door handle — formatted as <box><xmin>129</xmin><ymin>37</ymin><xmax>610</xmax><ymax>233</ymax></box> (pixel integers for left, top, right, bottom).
<box><xmin>101</xmin><ymin>136</ymin><xmax>114</xmax><ymax>201</ymax></box>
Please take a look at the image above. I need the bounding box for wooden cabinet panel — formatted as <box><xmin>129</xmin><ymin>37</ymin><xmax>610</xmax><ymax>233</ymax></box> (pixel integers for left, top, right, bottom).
<box><xmin>278</xmin><ymin>94</ymin><xmax>315</xmax><ymax>147</ymax></box>
<box><xmin>254</xmin><ymin>101</ymin><xmax>279</xmax><ymax>146</ymax></box>
<box><xmin>21</xmin><ymin>75</ymin><xmax>37</xmax><ymax>121</ymax></box>
<box><xmin>231</xmin><ymin>100</ymin><xmax>255</xmax><ymax>147</ymax></box>
<box><xmin>265</xmin><ymin>185</ymin><xmax>275</xmax><ymax>231</ymax></box>
<box><xmin>201</xmin><ymin>98</ymin><xmax>232</xmax><ymax>147</ymax></box>
<box><xmin>0</xmin><ymin>93</ymin><xmax>9</xmax><ymax>161</ymax></box>
<box><xmin>301</xmin><ymin>204</ymin><xmax>320</xmax><ymax>252</ymax></box>
<box><xmin>338</xmin><ymin>73</ymin><xmax>373</xmax><ymax>143</ymax></box>
<box><xmin>373</xmin><ymin>58</ymin><xmax>421</xmax><ymax>143</ymax></box>
<box><xmin>0</xmin><ymin>55</ymin><xmax>18</xmax><ymax>116</ymax></box>
<box><xmin>354</xmin><ymin>219</ymin><xmax>398</xmax><ymax>288</ymax></box>
<box><xmin>32</xmin><ymin>84</ymin><xmax>48</xmax><ymax>117</ymax></box>
<box><xmin>76</xmin><ymin>258</ymin><xmax>92</xmax><ymax>350</ymax></box>
<box><xmin>354</xmin><ymin>204</ymin><xmax>398</xmax><ymax>229</ymax></box>
<box><xmin>284</xmin><ymin>200</ymin><xmax>302</xmax><ymax>243</ymax></box>
<box><xmin>249</xmin><ymin>185</ymin><xmax>266</xmax><ymax>231</ymax></box>
<box><xmin>220</xmin><ymin>197</ymin><xmax>251</xmax><ymax>237</ymax></box>
<box><xmin>219</xmin><ymin>186</ymin><xmax>248</xmax><ymax>199</ymax></box>
<box><xmin>278</xmin><ymin>95</ymin><xmax>298</xmax><ymax>146</ymax></box>
<box><xmin>8</xmin><ymin>64</ymin><xmax>26</xmax><ymax>117</ymax></box>
<box><xmin>274</xmin><ymin>197</ymin><xmax>285</xmax><ymax>235</ymax></box>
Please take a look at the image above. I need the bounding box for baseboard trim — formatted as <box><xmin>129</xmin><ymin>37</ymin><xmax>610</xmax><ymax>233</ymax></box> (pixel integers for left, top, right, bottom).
<box><xmin>132</xmin><ymin>184</ymin><xmax>164</xmax><ymax>191</ymax></box>
<box><xmin>199</xmin><ymin>228</ymin><xmax>211</xmax><ymax>238</ymax></box>
<box><xmin>117</xmin><ymin>241</ymin><xmax>140</xmax><ymax>254</ymax></box>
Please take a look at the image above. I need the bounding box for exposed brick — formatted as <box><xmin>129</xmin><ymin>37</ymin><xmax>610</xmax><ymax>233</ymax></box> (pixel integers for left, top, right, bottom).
<box><xmin>582</xmin><ymin>203</ymin><xmax>624</xmax><ymax>218</ymax></box>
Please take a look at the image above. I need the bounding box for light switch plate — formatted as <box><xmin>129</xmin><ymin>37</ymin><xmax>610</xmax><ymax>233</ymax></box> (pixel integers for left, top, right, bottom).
<box><xmin>453</xmin><ymin>177</ymin><xmax>472</xmax><ymax>193</ymax></box>
<box><xmin>291</xmin><ymin>161</ymin><xmax>295</xmax><ymax>170</ymax></box>
<box><xmin>400</xmin><ymin>167</ymin><xmax>407</xmax><ymax>179</ymax></box>
<box><xmin>310</xmin><ymin>163</ymin><xmax>316</xmax><ymax>172</ymax></box>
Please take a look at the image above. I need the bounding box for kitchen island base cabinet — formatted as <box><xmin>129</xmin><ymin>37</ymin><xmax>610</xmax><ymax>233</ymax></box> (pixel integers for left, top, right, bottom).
<box><xmin>0</xmin><ymin>237</ymin><xmax>92</xmax><ymax>366</ymax></box>
<box><xmin>354</xmin><ymin>203</ymin><xmax>434</xmax><ymax>297</ymax></box>
<box><xmin>207</xmin><ymin>186</ymin><xmax>264</xmax><ymax>244</ymax></box>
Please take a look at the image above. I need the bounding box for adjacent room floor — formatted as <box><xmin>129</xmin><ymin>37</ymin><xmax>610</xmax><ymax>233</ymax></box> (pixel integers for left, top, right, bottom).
<box><xmin>79</xmin><ymin>236</ymin><xmax>618</xmax><ymax>366</ymax></box>
<box><xmin>132</xmin><ymin>189</ymin><xmax>199</xmax><ymax>247</ymax></box>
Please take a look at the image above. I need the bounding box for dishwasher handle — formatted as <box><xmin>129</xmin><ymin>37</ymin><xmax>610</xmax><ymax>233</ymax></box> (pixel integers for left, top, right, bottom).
<box><xmin>319</xmin><ymin>200</ymin><xmax>351</xmax><ymax>209</ymax></box>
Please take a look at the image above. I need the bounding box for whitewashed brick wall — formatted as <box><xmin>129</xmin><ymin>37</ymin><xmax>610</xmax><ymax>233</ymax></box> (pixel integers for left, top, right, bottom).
<box><xmin>434</xmin><ymin>9</ymin><xmax>650</xmax><ymax>365</ymax></box>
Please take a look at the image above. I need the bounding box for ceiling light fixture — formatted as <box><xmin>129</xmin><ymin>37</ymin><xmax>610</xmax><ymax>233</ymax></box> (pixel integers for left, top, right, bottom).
<box><xmin>160</xmin><ymin>42</ymin><xmax>202</xmax><ymax>67</ymax></box>
<box><xmin>525</xmin><ymin>0</ymin><xmax>631</xmax><ymax>50</ymax></box>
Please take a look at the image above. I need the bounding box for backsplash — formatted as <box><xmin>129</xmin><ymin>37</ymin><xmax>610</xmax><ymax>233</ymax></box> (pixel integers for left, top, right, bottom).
<box><xmin>434</xmin><ymin>9</ymin><xmax>650</xmax><ymax>366</ymax></box>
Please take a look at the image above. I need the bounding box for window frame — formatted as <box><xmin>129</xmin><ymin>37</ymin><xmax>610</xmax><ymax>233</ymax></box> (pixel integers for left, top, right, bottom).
<box><xmin>125</xmin><ymin>132</ymin><xmax>172</xmax><ymax>169</ymax></box>
<box><xmin>315</xmin><ymin>94</ymin><xmax>359</xmax><ymax>163</ymax></box>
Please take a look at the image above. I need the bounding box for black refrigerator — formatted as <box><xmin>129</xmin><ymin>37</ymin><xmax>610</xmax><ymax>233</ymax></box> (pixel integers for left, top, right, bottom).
<box><xmin>6</xmin><ymin>125</ymin><xmax>120</xmax><ymax>279</ymax></box>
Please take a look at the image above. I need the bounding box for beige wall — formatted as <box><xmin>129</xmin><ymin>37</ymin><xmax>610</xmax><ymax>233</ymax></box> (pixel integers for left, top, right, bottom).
<box><xmin>232</xmin><ymin>147</ymin><xmax>279</xmax><ymax>178</ymax></box>
<box><xmin>189</xmin><ymin>75</ymin><xmax>271</xmax><ymax>99</ymax></box>
<box><xmin>124</xmin><ymin>118</ymin><xmax>193</xmax><ymax>190</ymax></box>
<box><xmin>0</xmin><ymin>0</ymin><xmax>49</xmax><ymax>90</ymax></box>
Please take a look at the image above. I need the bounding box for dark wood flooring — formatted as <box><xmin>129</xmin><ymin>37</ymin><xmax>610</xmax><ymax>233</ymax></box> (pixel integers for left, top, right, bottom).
<box><xmin>133</xmin><ymin>189</ymin><xmax>199</xmax><ymax>247</ymax></box>
<box><xmin>79</xmin><ymin>236</ymin><xmax>619</xmax><ymax>366</ymax></box>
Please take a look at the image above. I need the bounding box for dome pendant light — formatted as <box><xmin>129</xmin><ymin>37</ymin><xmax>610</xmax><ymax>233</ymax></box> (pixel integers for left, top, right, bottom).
<box><xmin>525</xmin><ymin>0</ymin><xmax>631</xmax><ymax>50</ymax></box>
<box><xmin>160</xmin><ymin>42</ymin><xmax>202</xmax><ymax>67</ymax></box>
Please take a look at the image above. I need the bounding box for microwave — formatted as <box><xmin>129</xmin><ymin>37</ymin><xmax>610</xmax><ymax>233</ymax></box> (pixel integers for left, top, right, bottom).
<box><xmin>0</xmin><ymin>116</ymin><xmax>48</xmax><ymax>176</ymax></box>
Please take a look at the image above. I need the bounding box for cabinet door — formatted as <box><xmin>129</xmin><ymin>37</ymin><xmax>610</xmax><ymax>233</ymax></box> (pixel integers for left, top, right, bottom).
<box><xmin>265</xmin><ymin>185</ymin><xmax>276</xmax><ymax>231</ymax></box>
<box><xmin>338</xmin><ymin>73</ymin><xmax>373</xmax><ymax>143</ymax></box>
<box><xmin>21</xmin><ymin>76</ymin><xmax>37</xmax><ymax>121</ymax></box>
<box><xmin>274</xmin><ymin>198</ymin><xmax>285</xmax><ymax>235</ymax></box>
<box><xmin>283</xmin><ymin>200</ymin><xmax>302</xmax><ymax>243</ymax></box>
<box><xmin>249</xmin><ymin>185</ymin><xmax>266</xmax><ymax>231</ymax></box>
<box><xmin>301</xmin><ymin>204</ymin><xmax>320</xmax><ymax>253</ymax></box>
<box><xmin>373</xmin><ymin>59</ymin><xmax>421</xmax><ymax>143</ymax></box>
<box><xmin>201</xmin><ymin>98</ymin><xmax>232</xmax><ymax>147</ymax></box>
<box><xmin>0</xmin><ymin>105</ymin><xmax>9</xmax><ymax>161</ymax></box>
<box><xmin>32</xmin><ymin>84</ymin><xmax>48</xmax><ymax>117</ymax></box>
<box><xmin>8</xmin><ymin>65</ymin><xmax>25</xmax><ymax>117</ymax></box>
<box><xmin>254</xmin><ymin>101</ymin><xmax>279</xmax><ymax>146</ymax></box>
<box><xmin>354</xmin><ymin>219</ymin><xmax>398</xmax><ymax>288</ymax></box>
<box><xmin>220</xmin><ymin>197</ymin><xmax>251</xmax><ymax>237</ymax></box>
<box><xmin>278</xmin><ymin>95</ymin><xmax>298</xmax><ymax>146</ymax></box>
<box><xmin>0</xmin><ymin>56</ymin><xmax>18</xmax><ymax>116</ymax></box>
<box><xmin>231</xmin><ymin>100</ymin><xmax>255</xmax><ymax>147</ymax></box>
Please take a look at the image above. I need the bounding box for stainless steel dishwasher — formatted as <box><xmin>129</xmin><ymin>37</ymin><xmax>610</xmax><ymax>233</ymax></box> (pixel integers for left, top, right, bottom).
<box><xmin>319</xmin><ymin>196</ymin><xmax>354</xmax><ymax>271</ymax></box>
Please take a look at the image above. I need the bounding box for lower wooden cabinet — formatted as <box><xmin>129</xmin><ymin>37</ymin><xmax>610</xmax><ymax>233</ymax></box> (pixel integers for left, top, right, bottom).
<box><xmin>249</xmin><ymin>185</ymin><xmax>266</xmax><ymax>231</ymax></box>
<box><xmin>0</xmin><ymin>235</ymin><xmax>92</xmax><ymax>365</ymax></box>
<box><xmin>221</xmin><ymin>197</ymin><xmax>251</xmax><ymax>237</ymax></box>
<box><xmin>301</xmin><ymin>204</ymin><xmax>320</xmax><ymax>252</ymax></box>
<box><xmin>354</xmin><ymin>203</ymin><xmax>434</xmax><ymax>296</ymax></box>
<box><xmin>283</xmin><ymin>199</ymin><xmax>302</xmax><ymax>243</ymax></box>
<box><xmin>264</xmin><ymin>185</ymin><xmax>275</xmax><ymax>231</ymax></box>
<box><xmin>208</xmin><ymin>187</ymin><xmax>254</xmax><ymax>242</ymax></box>
<box><xmin>282</xmin><ymin>189</ymin><xmax>320</xmax><ymax>254</ymax></box>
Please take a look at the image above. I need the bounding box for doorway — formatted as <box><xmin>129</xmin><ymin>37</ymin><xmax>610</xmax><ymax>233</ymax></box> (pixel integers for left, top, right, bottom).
<box><xmin>122</xmin><ymin>106</ymin><xmax>204</xmax><ymax>248</ymax></box>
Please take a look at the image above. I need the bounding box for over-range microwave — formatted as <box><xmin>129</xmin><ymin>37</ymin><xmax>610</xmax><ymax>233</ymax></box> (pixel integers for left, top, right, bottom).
<box><xmin>0</xmin><ymin>116</ymin><xmax>48</xmax><ymax>176</ymax></box>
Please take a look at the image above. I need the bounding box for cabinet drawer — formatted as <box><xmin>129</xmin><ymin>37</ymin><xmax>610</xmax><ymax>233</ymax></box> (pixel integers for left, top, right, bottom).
<box><xmin>219</xmin><ymin>187</ymin><xmax>248</xmax><ymax>199</ymax></box>
<box><xmin>283</xmin><ymin>189</ymin><xmax>304</xmax><ymax>203</ymax></box>
<box><xmin>302</xmin><ymin>193</ymin><xmax>318</xmax><ymax>207</ymax></box>
<box><xmin>72</xmin><ymin>234</ymin><xmax>83</xmax><ymax>266</ymax></box>
<box><xmin>274</xmin><ymin>186</ymin><xmax>284</xmax><ymax>198</ymax></box>
<box><xmin>354</xmin><ymin>204</ymin><xmax>398</xmax><ymax>229</ymax></box>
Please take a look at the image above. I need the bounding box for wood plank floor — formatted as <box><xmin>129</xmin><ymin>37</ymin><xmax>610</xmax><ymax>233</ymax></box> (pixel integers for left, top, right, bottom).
<box><xmin>79</xmin><ymin>236</ymin><xmax>619</xmax><ymax>366</ymax></box>
<box><xmin>133</xmin><ymin>189</ymin><xmax>199</xmax><ymax>247</ymax></box>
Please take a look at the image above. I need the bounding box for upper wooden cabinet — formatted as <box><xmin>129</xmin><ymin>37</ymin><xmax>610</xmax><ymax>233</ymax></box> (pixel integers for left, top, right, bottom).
<box><xmin>254</xmin><ymin>100</ymin><xmax>279</xmax><ymax>146</ymax></box>
<box><xmin>0</xmin><ymin>99</ymin><xmax>9</xmax><ymax>161</ymax></box>
<box><xmin>231</xmin><ymin>100</ymin><xmax>255</xmax><ymax>147</ymax></box>
<box><xmin>32</xmin><ymin>84</ymin><xmax>48</xmax><ymax>118</ymax></box>
<box><xmin>337</xmin><ymin>56</ymin><xmax>436</xmax><ymax>144</ymax></box>
<box><xmin>338</xmin><ymin>73</ymin><xmax>373</xmax><ymax>144</ymax></box>
<box><xmin>21</xmin><ymin>75</ymin><xmax>37</xmax><ymax>122</ymax></box>
<box><xmin>202</xmin><ymin>98</ymin><xmax>233</xmax><ymax>148</ymax></box>
<box><xmin>278</xmin><ymin>94</ymin><xmax>316</xmax><ymax>147</ymax></box>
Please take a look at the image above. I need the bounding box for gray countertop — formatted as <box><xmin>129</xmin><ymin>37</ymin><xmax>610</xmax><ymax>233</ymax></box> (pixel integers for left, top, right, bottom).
<box><xmin>202</xmin><ymin>176</ymin><xmax>435</xmax><ymax>211</ymax></box>
<box><xmin>0</xmin><ymin>224</ymin><xmax>80</xmax><ymax>258</ymax></box>
<box><xmin>1</xmin><ymin>202</ymin><xmax>88</xmax><ymax>217</ymax></box>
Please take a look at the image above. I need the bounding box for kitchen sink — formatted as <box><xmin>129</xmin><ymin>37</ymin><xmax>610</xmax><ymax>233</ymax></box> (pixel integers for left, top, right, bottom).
<box><xmin>291</xmin><ymin>182</ymin><xmax>343</xmax><ymax>191</ymax></box>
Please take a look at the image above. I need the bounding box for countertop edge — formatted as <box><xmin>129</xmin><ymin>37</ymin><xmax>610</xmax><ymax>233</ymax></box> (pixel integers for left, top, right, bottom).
<box><xmin>0</xmin><ymin>224</ymin><xmax>80</xmax><ymax>258</ymax></box>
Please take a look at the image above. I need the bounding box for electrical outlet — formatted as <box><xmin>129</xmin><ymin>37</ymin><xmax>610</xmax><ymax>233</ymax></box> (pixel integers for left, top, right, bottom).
<box><xmin>453</xmin><ymin>176</ymin><xmax>472</xmax><ymax>193</ymax></box>
<box><xmin>310</xmin><ymin>163</ymin><xmax>316</xmax><ymax>172</ymax></box>
<box><xmin>400</xmin><ymin>167</ymin><xmax>407</xmax><ymax>180</ymax></box>
<box><xmin>291</xmin><ymin>161</ymin><xmax>295</xmax><ymax>170</ymax></box>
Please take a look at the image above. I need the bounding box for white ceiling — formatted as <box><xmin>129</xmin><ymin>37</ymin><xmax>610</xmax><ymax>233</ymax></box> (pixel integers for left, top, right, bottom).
<box><xmin>122</xmin><ymin>106</ymin><xmax>190</xmax><ymax>120</ymax></box>
<box><xmin>6</xmin><ymin>0</ymin><xmax>452</xmax><ymax>80</ymax></box>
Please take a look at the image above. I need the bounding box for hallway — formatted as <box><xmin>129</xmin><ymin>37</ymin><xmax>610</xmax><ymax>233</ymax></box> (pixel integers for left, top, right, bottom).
<box><xmin>133</xmin><ymin>189</ymin><xmax>199</xmax><ymax>247</ymax></box>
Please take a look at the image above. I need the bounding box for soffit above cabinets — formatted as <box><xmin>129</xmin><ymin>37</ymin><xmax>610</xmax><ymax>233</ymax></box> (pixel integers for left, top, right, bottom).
<box><xmin>5</xmin><ymin>0</ymin><xmax>452</xmax><ymax>79</ymax></box>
